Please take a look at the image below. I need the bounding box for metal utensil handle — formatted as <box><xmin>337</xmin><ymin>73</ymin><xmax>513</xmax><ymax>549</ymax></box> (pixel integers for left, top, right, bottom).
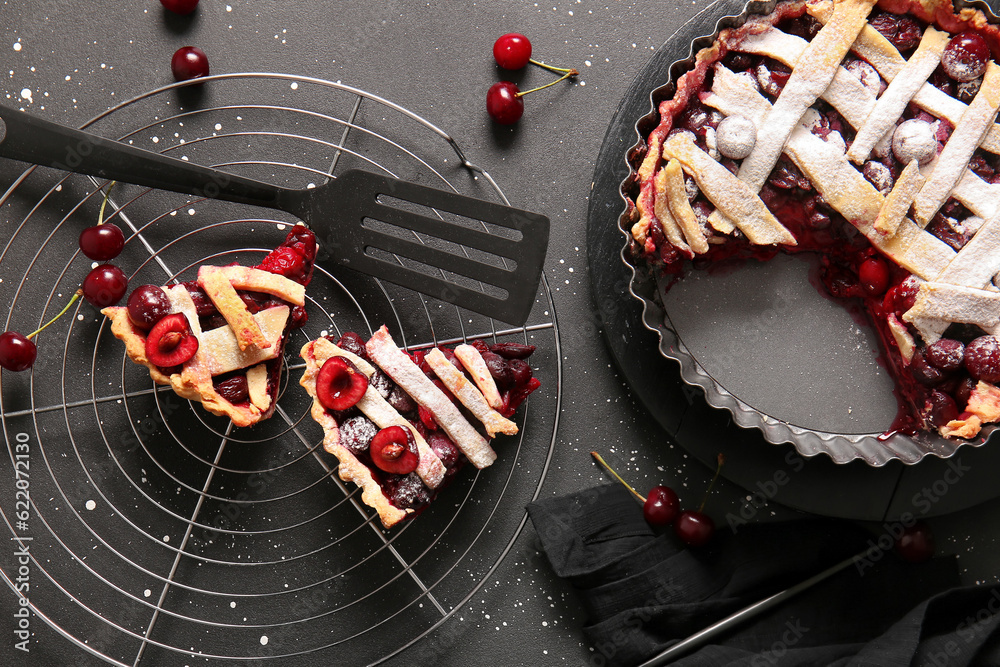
<box><xmin>0</xmin><ymin>104</ymin><xmax>291</xmax><ymax>210</ymax></box>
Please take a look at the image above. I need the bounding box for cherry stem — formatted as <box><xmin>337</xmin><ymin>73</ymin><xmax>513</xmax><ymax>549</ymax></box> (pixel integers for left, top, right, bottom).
<box><xmin>515</xmin><ymin>68</ymin><xmax>579</xmax><ymax>97</ymax></box>
<box><xmin>98</xmin><ymin>180</ymin><xmax>117</xmax><ymax>225</ymax></box>
<box><xmin>529</xmin><ymin>58</ymin><xmax>577</xmax><ymax>75</ymax></box>
<box><xmin>590</xmin><ymin>451</ymin><xmax>646</xmax><ymax>503</ymax></box>
<box><xmin>27</xmin><ymin>289</ymin><xmax>83</xmax><ymax>340</ymax></box>
<box><xmin>698</xmin><ymin>453</ymin><xmax>726</xmax><ymax>513</ymax></box>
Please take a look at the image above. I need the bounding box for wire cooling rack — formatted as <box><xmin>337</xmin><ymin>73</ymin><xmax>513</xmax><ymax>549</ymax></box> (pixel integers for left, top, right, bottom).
<box><xmin>0</xmin><ymin>73</ymin><xmax>560</xmax><ymax>665</ymax></box>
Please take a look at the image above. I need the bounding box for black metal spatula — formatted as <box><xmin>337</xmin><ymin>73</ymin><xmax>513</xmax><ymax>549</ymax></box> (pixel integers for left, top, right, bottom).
<box><xmin>0</xmin><ymin>104</ymin><xmax>549</xmax><ymax>325</ymax></box>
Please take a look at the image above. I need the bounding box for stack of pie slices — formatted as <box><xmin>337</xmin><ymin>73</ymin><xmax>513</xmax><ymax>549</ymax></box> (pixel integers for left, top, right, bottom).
<box><xmin>299</xmin><ymin>326</ymin><xmax>540</xmax><ymax>528</ymax></box>
<box><xmin>626</xmin><ymin>0</ymin><xmax>1000</xmax><ymax>439</ymax></box>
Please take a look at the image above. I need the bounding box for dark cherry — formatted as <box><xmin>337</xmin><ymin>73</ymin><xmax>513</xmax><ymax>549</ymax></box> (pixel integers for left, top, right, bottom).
<box><xmin>493</xmin><ymin>33</ymin><xmax>532</xmax><ymax>70</ymax></box>
<box><xmin>954</xmin><ymin>376</ymin><xmax>978</xmax><ymax>410</ymax></box>
<box><xmin>489</xmin><ymin>342</ymin><xmax>536</xmax><ymax>359</ymax></box>
<box><xmin>482</xmin><ymin>350</ymin><xmax>512</xmax><ymax>390</ymax></box>
<box><xmin>316</xmin><ymin>356</ymin><xmax>369</xmax><ymax>412</ymax></box>
<box><xmin>426</xmin><ymin>432</ymin><xmax>461</xmax><ymax>468</ymax></box>
<box><xmin>924</xmin><ymin>339</ymin><xmax>965</xmax><ymax>372</ymax></box>
<box><xmin>858</xmin><ymin>257</ymin><xmax>890</xmax><ymax>297</ymax></box>
<box><xmin>674</xmin><ymin>510</ymin><xmax>715</xmax><ymax>547</ymax></box>
<box><xmin>942</xmin><ymin>32</ymin><xmax>990</xmax><ymax>82</ymax></box>
<box><xmin>386</xmin><ymin>473</ymin><xmax>431</xmax><ymax>510</ymax></box>
<box><xmin>334</xmin><ymin>331</ymin><xmax>368</xmax><ymax>360</ymax></box>
<box><xmin>387</xmin><ymin>385</ymin><xmax>418</xmax><ymax>414</ymax></box>
<box><xmin>487</xmin><ymin>81</ymin><xmax>524</xmax><ymax>125</ymax></box>
<box><xmin>643</xmin><ymin>485</ymin><xmax>680</xmax><ymax>527</ymax></box>
<box><xmin>894</xmin><ymin>522</ymin><xmax>935</xmax><ymax>563</ymax></box>
<box><xmin>0</xmin><ymin>331</ymin><xmax>37</xmax><ymax>372</ymax></box>
<box><xmin>507</xmin><ymin>358</ymin><xmax>533</xmax><ymax>387</ymax></box>
<box><xmin>964</xmin><ymin>335</ymin><xmax>1000</xmax><ymax>383</ymax></box>
<box><xmin>215</xmin><ymin>376</ymin><xmax>249</xmax><ymax>404</ymax></box>
<box><xmin>82</xmin><ymin>264</ymin><xmax>128</xmax><ymax>308</ymax></box>
<box><xmin>910</xmin><ymin>351</ymin><xmax>946</xmax><ymax>387</ymax></box>
<box><xmin>258</xmin><ymin>246</ymin><xmax>305</xmax><ymax>282</ymax></box>
<box><xmin>339</xmin><ymin>415</ymin><xmax>378</xmax><ymax>457</ymax></box>
<box><xmin>145</xmin><ymin>313</ymin><xmax>199</xmax><ymax>367</ymax></box>
<box><xmin>79</xmin><ymin>223</ymin><xmax>125</xmax><ymax>261</ymax></box>
<box><xmin>369</xmin><ymin>425</ymin><xmax>420</xmax><ymax>475</ymax></box>
<box><xmin>869</xmin><ymin>13</ymin><xmax>922</xmax><ymax>51</ymax></box>
<box><xmin>923</xmin><ymin>390</ymin><xmax>959</xmax><ymax>428</ymax></box>
<box><xmin>171</xmin><ymin>46</ymin><xmax>210</xmax><ymax>82</ymax></box>
<box><xmin>126</xmin><ymin>284</ymin><xmax>171</xmax><ymax>329</ymax></box>
<box><xmin>160</xmin><ymin>0</ymin><xmax>199</xmax><ymax>14</ymax></box>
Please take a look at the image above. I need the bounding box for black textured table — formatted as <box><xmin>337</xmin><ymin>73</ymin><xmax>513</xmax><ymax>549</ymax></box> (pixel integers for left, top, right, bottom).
<box><xmin>0</xmin><ymin>1</ymin><xmax>998</xmax><ymax>666</ymax></box>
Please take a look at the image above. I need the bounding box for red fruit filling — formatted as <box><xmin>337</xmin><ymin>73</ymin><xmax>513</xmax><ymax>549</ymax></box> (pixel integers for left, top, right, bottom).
<box><xmin>316</xmin><ymin>356</ymin><xmax>368</xmax><ymax>412</ymax></box>
<box><xmin>145</xmin><ymin>313</ymin><xmax>199</xmax><ymax>367</ymax></box>
<box><xmin>629</xmin><ymin>5</ymin><xmax>1000</xmax><ymax>437</ymax></box>
<box><xmin>369</xmin><ymin>425</ymin><xmax>420</xmax><ymax>475</ymax></box>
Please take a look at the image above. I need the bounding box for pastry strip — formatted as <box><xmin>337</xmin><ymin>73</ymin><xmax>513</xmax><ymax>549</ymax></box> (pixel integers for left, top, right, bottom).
<box><xmin>662</xmin><ymin>133</ymin><xmax>795</xmax><ymax>246</ymax></box>
<box><xmin>198</xmin><ymin>266</ymin><xmax>268</xmax><ymax>350</ymax></box>
<box><xmin>874</xmin><ymin>160</ymin><xmax>925</xmax><ymax>236</ymax></box>
<box><xmin>426</xmin><ymin>348</ymin><xmax>518</xmax><ymax>437</ymax></box>
<box><xmin>662</xmin><ymin>159</ymin><xmax>709</xmax><ymax>253</ymax></box>
<box><xmin>904</xmin><ymin>282</ymin><xmax>1000</xmax><ymax>336</ymax></box>
<box><xmin>454</xmin><ymin>344</ymin><xmax>504</xmax><ymax>410</ymax></box>
<box><xmin>847</xmin><ymin>27</ymin><xmax>948</xmax><ymax>163</ymax></box>
<box><xmin>366</xmin><ymin>327</ymin><xmax>497</xmax><ymax>469</ymax></box>
<box><xmin>214</xmin><ymin>266</ymin><xmax>306</xmax><ymax>306</ymax></box>
<box><xmin>736</xmin><ymin>0</ymin><xmax>874</xmax><ymax>192</ymax></box>
<box><xmin>651</xmin><ymin>168</ymin><xmax>692</xmax><ymax>253</ymax></box>
<box><xmin>199</xmin><ymin>306</ymin><xmax>288</xmax><ymax>376</ymax></box>
<box><xmin>914</xmin><ymin>62</ymin><xmax>1000</xmax><ymax>225</ymax></box>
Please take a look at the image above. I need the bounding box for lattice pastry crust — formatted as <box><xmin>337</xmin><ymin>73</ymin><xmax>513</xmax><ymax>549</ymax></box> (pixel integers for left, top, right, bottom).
<box><xmin>627</xmin><ymin>0</ymin><xmax>1000</xmax><ymax>438</ymax></box>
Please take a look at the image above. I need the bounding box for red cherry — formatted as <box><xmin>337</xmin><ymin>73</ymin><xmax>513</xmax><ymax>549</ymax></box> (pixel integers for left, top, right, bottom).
<box><xmin>145</xmin><ymin>313</ymin><xmax>199</xmax><ymax>367</ymax></box>
<box><xmin>160</xmin><ymin>0</ymin><xmax>199</xmax><ymax>14</ymax></box>
<box><xmin>316</xmin><ymin>356</ymin><xmax>369</xmax><ymax>412</ymax></box>
<box><xmin>674</xmin><ymin>510</ymin><xmax>715</xmax><ymax>547</ymax></box>
<box><xmin>894</xmin><ymin>522</ymin><xmax>935</xmax><ymax>563</ymax></box>
<box><xmin>0</xmin><ymin>332</ymin><xmax>37</xmax><ymax>372</ymax></box>
<box><xmin>487</xmin><ymin>81</ymin><xmax>524</xmax><ymax>124</ymax></box>
<box><xmin>858</xmin><ymin>257</ymin><xmax>890</xmax><ymax>297</ymax></box>
<box><xmin>643</xmin><ymin>485</ymin><xmax>680</xmax><ymax>527</ymax></box>
<box><xmin>493</xmin><ymin>33</ymin><xmax>532</xmax><ymax>70</ymax></box>
<box><xmin>171</xmin><ymin>46</ymin><xmax>210</xmax><ymax>82</ymax></box>
<box><xmin>369</xmin><ymin>425</ymin><xmax>420</xmax><ymax>475</ymax></box>
<box><xmin>79</xmin><ymin>223</ymin><xmax>125</xmax><ymax>261</ymax></box>
<box><xmin>964</xmin><ymin>335</ymin><xmax>1000</xmax><ymax>383</ymax></box>
<box><xmin>127</xmin><ymin>285</ymin><xmax>172</xmax><ymax>330</ymax></box>
<box><xmin>942</xmin><ymin>32</ymin><xmax>989</xmax><ymax>82</ymax></box>
<box><xmin>82</xmin><ymin>264</ymin><xmax>128</xmax><ymax>308</ymax></box>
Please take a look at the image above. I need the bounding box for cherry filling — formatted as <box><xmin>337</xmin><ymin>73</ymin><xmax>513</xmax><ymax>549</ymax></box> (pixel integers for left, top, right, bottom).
<box><xmin>322</xmin><ymin>331</ymin><xmax>540</xmax><ymax>511</ymax></box>
<box><xmin>637</xmin><ymin>5</ymin><xmax>1000</xmax><ymax>435</ymax></box>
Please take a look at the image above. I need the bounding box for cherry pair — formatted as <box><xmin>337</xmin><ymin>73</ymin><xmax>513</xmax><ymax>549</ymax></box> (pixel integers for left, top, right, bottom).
<box><xmin>591</xmin><ymin>452</ymin><xmax>722</xmax><ymax>547</ymax></box>
<box><xmin>488</xmin><ymin>34</ymin><xmax>578</xmax><ymax>124</ymax></box>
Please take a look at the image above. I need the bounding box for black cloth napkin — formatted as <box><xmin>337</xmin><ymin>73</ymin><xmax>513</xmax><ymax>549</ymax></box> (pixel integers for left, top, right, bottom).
<box><xmin>526</xmin><ymin>484</ymin><xmax>1000</xmax><ymax>666</ymax></box>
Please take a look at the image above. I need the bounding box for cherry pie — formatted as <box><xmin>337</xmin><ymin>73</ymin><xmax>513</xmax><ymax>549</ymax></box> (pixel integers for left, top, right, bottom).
<box><xmin>299</xmin><ymin>326</ymin><xmax>540</xmax><ymax>528</ymax></box>
<box><xmin>102</xmin><ymin>226</ymin><xmax>317</xmax><ymax>427</ymax></box>
<box><xmin>626</xmin><ymin>0</ymin><xmax>1000</xmax><ymax>439</ymax></box>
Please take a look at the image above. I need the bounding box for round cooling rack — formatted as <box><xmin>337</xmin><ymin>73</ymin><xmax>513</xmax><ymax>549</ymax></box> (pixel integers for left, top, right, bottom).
<box><xmin>587</xmin><ymin>0</ymin><xmax>1000</xmax><ymax>521</ymax></box>
<box><xmin>0</xmin><ymin>73</ymin><xmax>560</xmax><ymax>666</ymax></box>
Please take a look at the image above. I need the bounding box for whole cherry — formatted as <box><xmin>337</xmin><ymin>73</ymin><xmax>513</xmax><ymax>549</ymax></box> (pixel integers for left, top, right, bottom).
<box><xmin>0</xmin><ymin>331</ymin><xmax>37</xmax><ymax>372</ymax></box>
<box><xmin>673</xmin><ymin>453</ymin><xmax>726</xmax><ymax>547</ymax></box>
<box><xmin>82</xmin><ymin>264</ymin><xmax>129</xmax><ymax>308</ymax></box>
<box><xmin>160</xmin><ymin>0</ymin><xmax>199</xmax><ymax>14</ymax></box>
<box><xmin>894</xmin><ymin>521</ymin><xmax>935</xmax><ymax>563</ymax></box>
<box><xmin>79</xmin><ymin>222</ymin><xmax>125</xmax><ymax>261</ymax></box>
<box><xmin>487</xmin><ymin>36</ymin><xmax>578</xmax><ymax>125</ymax></box>
<box><xmin>590</xmin><ymin>452</ymin><xmax>680</xmax><ymax>527</ymax></box>
<box><xmin>493</xmin><ymin>33</ymin><xmax>533</xmax><ymax>70</ymax></box>
<box><xmin>171</xmin><ymin>46</ymin><xmax>210</xmax><ymax>82</ymax></box>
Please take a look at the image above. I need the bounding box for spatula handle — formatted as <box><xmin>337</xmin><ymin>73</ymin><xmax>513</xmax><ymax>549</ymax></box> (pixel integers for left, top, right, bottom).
<box><xmin>0</xmin><ymin>104</ymin><xmax>290</xmax><ymax>211</ymax></box>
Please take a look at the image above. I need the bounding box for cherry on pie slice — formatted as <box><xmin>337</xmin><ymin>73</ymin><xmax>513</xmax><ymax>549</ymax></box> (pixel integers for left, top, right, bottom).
<box><xmin>626</xmin><ymin>0</ymin><xmax>1000</xmax><ymax>439</ymax></box>
<box><xmin>102</xmin><ymin>225</ymin><xmax>317</xmax><ymax>427</ymax></box>
<box><xmin>299</xmin><ymin>326</ymin><xmax>540</xmax><ymax>528</ymax></box>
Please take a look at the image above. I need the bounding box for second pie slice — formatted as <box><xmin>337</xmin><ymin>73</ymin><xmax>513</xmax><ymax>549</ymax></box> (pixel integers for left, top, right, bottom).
<box><xmin>299</xmin><ymin>326</ymin><xmax>540</xmax><ymax>528</ymax></box>
<box><xmin>102</xmin><ymin>225</ymin><xmax>318</xmax><ymax>427</ymax></box>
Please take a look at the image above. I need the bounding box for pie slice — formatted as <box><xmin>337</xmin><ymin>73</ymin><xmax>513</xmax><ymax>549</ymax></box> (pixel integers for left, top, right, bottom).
<box><xmin>102</xmin><ymin>225</ymin><xmax>318</xmax><ymax>427</ymax></box>
<box><xmin>626</xmin><ymin>0</ymin><xmax>1000</xmax><ymax>439</ymax></box>
<box><xmin>299</xmin><ymin>326</ymin><xmax>540</xmax><ymax>528</ymax></box>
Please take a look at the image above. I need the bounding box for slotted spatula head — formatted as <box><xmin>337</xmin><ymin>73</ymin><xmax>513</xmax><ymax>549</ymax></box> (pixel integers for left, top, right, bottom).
<box><xmin>304</xmin><ymin>169</ymin><xmax>549</xmax><ymax>325</ymax></box>
<box><xmin>0</xmin><ymin>106</ymin><xmax>550</xmax><ymax>325</ymax></box>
